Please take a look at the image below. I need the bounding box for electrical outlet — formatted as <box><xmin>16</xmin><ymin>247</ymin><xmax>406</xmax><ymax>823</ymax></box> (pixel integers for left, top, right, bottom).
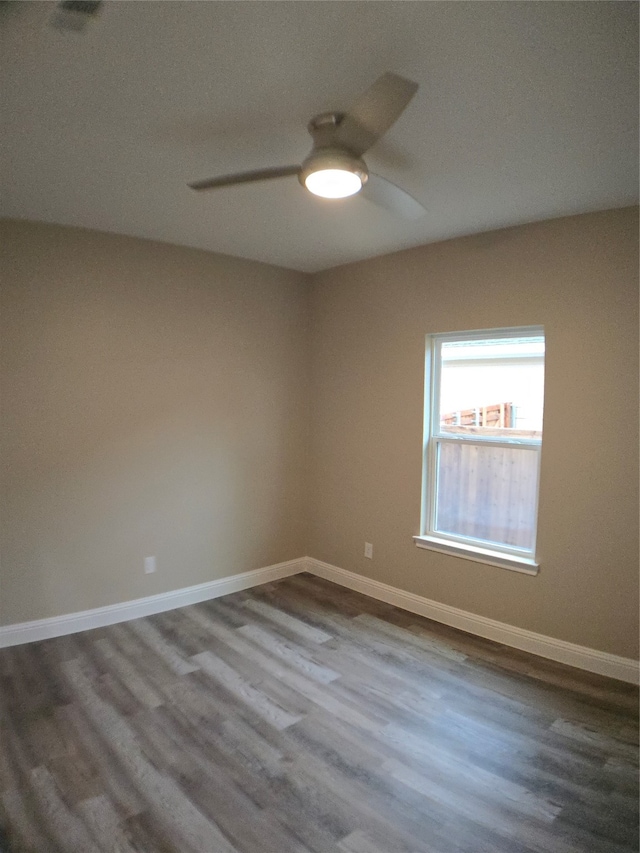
<box><xmin>364</xmin><ymin>542</ymin><xmax>373</xmax><ymax>559</ymax></box>
<box><xmin>144</xmin><ymin>556</ymin><xmax>156</xmax><ymax>574</ymax></box>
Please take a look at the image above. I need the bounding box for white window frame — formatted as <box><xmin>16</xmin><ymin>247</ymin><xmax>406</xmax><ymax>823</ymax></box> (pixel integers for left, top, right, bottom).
<box><xmin>413</xmin><ymin>326</ymin><xmax>544</xmax><ymax>574</ymax></box>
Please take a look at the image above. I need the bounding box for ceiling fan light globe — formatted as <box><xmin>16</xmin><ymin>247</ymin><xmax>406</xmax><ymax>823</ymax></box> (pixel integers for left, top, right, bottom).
<box><xmin>300</xmin><ymin>149</ymin><xmax>368</xmax><ymax>200</ymax></box>
<box><xmin>305</xmin><ymin>169</ymin><xmax>362</xmax><ymax>199</ymax></box>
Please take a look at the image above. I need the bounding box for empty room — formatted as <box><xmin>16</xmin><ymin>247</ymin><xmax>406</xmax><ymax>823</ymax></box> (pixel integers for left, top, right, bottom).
<box><xmin>1</xmin><ymin>2</ymin><xmax>638</xmax><ymax>852</ymax></box>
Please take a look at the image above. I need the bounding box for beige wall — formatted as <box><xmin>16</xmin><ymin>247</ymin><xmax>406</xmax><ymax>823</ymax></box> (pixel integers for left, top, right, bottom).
<box><xmin>309</xmin><ymin>207</ymin><xmax>639</xmax><ymax>659</ymax></box>
<box><xmin>2</xmin><ymin>210</ymin><xmax>638</xmax><ymax>661</ymax></box>
<box><xmin>0</xmin><ymin>221</ymin><xmax>310</xmax><ymax>624</ymax></box>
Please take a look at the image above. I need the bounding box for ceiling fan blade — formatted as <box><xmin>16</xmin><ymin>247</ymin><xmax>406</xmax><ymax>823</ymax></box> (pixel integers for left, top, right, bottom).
<box><xmin>361</xmin><ymin>173</ymin><xmax>426</xmax><ymax>219</ymax></box>
<box><xmin>335</xmin><ymin>72</ymin><xmax>419</xmax><ymax>156</ymax></box>
<box><xmin>188</xmin><ymin>165</ymin><xmax>300</xmax><ymax>192</ymax></box>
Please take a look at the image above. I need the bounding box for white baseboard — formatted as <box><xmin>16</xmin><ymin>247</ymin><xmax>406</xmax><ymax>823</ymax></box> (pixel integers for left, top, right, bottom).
<box><xmin>0</xmin><ymin>558</ymin><xmax>305</xmax><ymax>649</ymax></box>
<box><xmin>304</xmin><ymin>557</ymin><xmax>640</xmax><ymax>685</ymax></box>
<box><xmin>2</xmin><ymin>555</ymin><xmax>637</xmax><ymax>685</ymax></box>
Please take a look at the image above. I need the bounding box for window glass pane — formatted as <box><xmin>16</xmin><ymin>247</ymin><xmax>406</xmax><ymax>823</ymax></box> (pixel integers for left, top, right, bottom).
<box><xmin>438</xmin><ymin>336</ymin><xmax>544</xmax><ymax>439</ymax></box>
<box><xmin>434</xmin><ymin>441</ymin><xmax>538</xmax><ymax>550</ymax></box>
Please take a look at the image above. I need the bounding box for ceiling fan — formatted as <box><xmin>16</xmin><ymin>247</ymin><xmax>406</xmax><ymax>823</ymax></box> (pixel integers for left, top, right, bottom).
<box><xmin>188</xmin><ymin>72</ymin><xmax>426</xmax><ymax>219</ymax></box>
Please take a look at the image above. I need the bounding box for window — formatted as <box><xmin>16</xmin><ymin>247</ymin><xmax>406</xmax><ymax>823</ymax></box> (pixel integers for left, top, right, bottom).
<box><xmin>414</xmin><ymin>327</ymin><xmax>544</xmax><ymax>573</ymax></box>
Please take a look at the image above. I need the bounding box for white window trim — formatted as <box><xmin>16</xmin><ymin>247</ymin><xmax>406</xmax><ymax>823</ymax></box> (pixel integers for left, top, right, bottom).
<box><xmin>413</xmin><ymin>535</ymin><xmax>539</xmax><ymax>574</ymax></box>
<box><xmin>416</xmin><ymin>325</ymin><xmax>544</xmax><ymax>573</ymax></box>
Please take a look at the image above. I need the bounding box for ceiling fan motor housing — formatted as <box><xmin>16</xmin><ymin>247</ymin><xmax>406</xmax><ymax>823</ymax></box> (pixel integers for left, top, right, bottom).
<box><xmin>299</xmin><ymin>112</ymin><xmax>369</xmax><ymax>190</ymax></box>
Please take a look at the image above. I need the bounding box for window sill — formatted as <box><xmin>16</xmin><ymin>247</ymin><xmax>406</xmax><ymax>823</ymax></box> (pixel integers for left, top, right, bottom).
<box><xmin>413</xmin><ymin>535</ymin><xmax>539</xmax><ymax>575</ymax></box>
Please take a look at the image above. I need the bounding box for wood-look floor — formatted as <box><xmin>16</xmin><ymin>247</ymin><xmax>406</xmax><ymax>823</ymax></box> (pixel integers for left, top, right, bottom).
<box><xmin>0</xmin><ymin>573</ymin><xmax>637</xmax><ymax>853</ymax></box>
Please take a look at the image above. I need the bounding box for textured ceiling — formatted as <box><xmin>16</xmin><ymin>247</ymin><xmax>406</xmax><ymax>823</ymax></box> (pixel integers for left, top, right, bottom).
<box><xmin>1</xmin><ymin>1</ymin><xmax>638</xmax><ymax>272</ymax></box>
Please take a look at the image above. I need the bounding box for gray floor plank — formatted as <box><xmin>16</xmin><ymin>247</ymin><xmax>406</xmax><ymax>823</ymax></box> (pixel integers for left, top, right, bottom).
<box><xmin>0</xmin><ymin>573</ymin><xmax>637</xmax><ymax>853</ymax></box>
